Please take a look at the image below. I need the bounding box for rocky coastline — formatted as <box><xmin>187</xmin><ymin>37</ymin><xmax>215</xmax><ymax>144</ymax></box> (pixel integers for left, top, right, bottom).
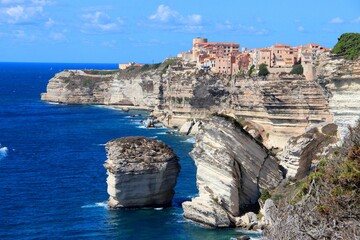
<box><xmin>41</xmin><ymin>50</ymin><xmax>360</xmax><ymax>238</ymax></box>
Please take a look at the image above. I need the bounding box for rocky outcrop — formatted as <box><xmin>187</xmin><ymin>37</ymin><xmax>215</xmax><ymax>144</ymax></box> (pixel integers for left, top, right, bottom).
<box><xmin>104</xmin><ymin>137</ymin><xmax>180</xmax><ymax>208</ymax></box>
<box><xmin>41</xmin><ymin>69</ymin><xmax>159</xmax><ymax>108</ymax></box>
<box><xmin>317</xmin><ymin>53</ymin><xmax>360</xmax><ymax>139</ymax></box>
<box><xmin>182</xmin><ymin>116</ymin><xmax>283</xmax><ymax>227</ymax></box>
<box><xmin>280</xmin><ymin>123</ymin><xmax>339</xmax><ymax>180</ymax></box>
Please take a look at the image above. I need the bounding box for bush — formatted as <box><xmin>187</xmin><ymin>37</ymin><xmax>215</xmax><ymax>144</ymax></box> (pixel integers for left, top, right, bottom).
<box><xmin>260</xmin><ymin>189</ymin><xmax>272</xmax><ymax>202</ymax></box>
<box><xmin>290</xmin><ymin>64</ymin><xmax>303</xmax><ymax>75</ymax></box>
<box><xmin>248</xmin><ymin>65</ymin><xmax>255</xmax><ymax>77</ymax></box>
<box><xmin>258</xmin><ymin>63</ymin><xmax>270</xmax><ymax>77</ymax></box>
<box><xmin>331</xmin><ymin>33</ymin><xmax>360</xmax><ymax>60</ymax></box>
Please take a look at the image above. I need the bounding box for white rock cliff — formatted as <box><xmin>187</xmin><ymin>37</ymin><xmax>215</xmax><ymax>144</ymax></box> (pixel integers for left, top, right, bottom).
<box><xmin>182</xmin><ymin>116</ymin><xmax>283</xmax><ymax>227</ymax></box>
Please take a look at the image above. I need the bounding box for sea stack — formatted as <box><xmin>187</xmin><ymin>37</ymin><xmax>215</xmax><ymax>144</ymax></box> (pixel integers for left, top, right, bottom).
<box><xmin>182</xmin><ymin>116</ymin><xmax>283</xmax><ymax>227</ymax></box>
<box><xmin>104</xmin><ymin>136</ymin><xmax>180</xmax><ymax>208</ymax></box>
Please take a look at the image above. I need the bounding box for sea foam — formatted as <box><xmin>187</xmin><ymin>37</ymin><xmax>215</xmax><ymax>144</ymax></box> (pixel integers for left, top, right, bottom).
<box><xmin>182</xmin><ymin>137</ymin><xmax>196</xmax><ymax>144</ymax></box>
<box><xmin>81</xmin><ymin>202</ymin><xmax>108</xmax><ymax>209</ymax></box>
<box><xmin>0</xmin><ymin>145</ymin><xmax>8</xmax><ymax>160</ymax></box>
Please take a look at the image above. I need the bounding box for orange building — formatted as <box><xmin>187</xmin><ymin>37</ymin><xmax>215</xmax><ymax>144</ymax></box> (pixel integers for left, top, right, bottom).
<box><xmin>271</xmin><ymin>44</ymin><xmax>298</xmax><ymax>67</ymax></box>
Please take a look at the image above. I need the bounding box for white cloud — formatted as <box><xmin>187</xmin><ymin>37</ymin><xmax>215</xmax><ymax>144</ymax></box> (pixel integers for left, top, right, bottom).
<box><xmin>353</xmin><ymin>17</ymin><xmax>360</xmax><ymax>23</ymax></box>
<box><xmin>0</xmin><ymin>0</ymin><xmax>24</xmax><ymax>4</ymax></box>
<box><xmin>330</xmin><ymin>17</ymin><xmax>344</xmax><ymax>24</ymax></box>
<box><xmin>297</xmin><ymin>26</ymin><xmax>305</xmax><ymax>32</ymax></box>
<box><xmin>81</xmin><ymin>11</ymin><xmax>123</xmax><ymax>33</ymax></box>
<box><xmin>149</xmin><ymin>5</ymin><xmax>178</xmax><ymax>22</ymax></box>
<box><xmin>0</xmin><ymin>0</ymin><xmax>55</xmax><ymax>25</ymax></box>
<box><xmin>187</xmin><ymin>14</ymin><xmax>201</xmax><ymax>24</ymax></box>
<box><xmin>0</xmin><ymin>1</ymin><xmax>45</xmax><ymax>24</ymax></box>
<box><xmin>216</xmin><ymin>21</ymin><xmax>268</xmax><ymax>35</ymax></box>
<box><xmin>147</xmin><ymin>5</ymin><xmax>203</xmax><ymax>33</ymax></box>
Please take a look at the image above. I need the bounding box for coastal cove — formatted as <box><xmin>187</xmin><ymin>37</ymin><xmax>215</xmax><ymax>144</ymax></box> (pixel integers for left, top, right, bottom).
<box><xmin>0</xmin><ymin>63</ymin><xmax>261</xmax><ymax>240</ymax></box>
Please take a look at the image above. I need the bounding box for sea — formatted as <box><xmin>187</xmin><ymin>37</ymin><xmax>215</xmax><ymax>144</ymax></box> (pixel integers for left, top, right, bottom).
<box><xmin>0</xmin><ymin>62</ymin><xmax>261</xmax><ymax>240</ymax></box>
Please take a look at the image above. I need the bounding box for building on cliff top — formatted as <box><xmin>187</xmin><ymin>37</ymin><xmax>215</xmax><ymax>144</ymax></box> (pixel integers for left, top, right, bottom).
<box><xmin>177</xmin><ymin>38</ymin><xmax>330</xmax><ymax>77</ymax></box>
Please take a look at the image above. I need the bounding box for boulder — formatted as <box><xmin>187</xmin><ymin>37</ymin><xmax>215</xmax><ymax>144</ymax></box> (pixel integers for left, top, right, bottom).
<box><xmin>240</xmin><ymin>212</ymin><xmax>258</xmax><ymax>225</ymax></box>
<box><xmin>182</xmin><ymin>198</ymin><xmax>231</xmax><ymax>228</ymax></box>
<box><xmin>182</xmin><ymin>116</ymin><xmax>283</xmax><ymax>227</ymax></box>
<box><xmin>144</xmin><ymin>118</ymin><xmax>155</xmax><ymax>128</ymax></box>
<box><xmin>104</xmin><ymin>137</ymin><xmax>180</xmax><ymax>208</ymax></box>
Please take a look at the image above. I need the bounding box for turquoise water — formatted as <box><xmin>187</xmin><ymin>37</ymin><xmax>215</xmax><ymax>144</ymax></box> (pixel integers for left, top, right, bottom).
<box><xmin>0</xmin><ymin>62</ymin><xmax>260</xmax><ymax>239</ymax></box>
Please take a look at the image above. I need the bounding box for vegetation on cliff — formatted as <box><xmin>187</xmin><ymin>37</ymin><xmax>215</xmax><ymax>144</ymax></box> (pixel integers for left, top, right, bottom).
<box><xmin>331</xmin><ymin>33</ymin><xmax>360</xmax><ymax>60</ymax></box>
<box><xmin>290</xmin><ymin>63</ymin><xmax>304</xmax><ymax>75</ymax></box>
<box><xmin>258</xmin><ymin>63</ymin><xmax>270</xmax><ymax>77</ymax></box>
<box><xmin>265</xmin><ymin>121</ymin><xmax>360</xmax><ymax>239</ymax></box>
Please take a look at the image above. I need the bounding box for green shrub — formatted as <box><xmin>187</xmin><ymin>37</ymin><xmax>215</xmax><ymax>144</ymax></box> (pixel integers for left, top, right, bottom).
<box><xmin>260</xmin><ymin>189</ymin><xmax>272</xmax><ymax>202</ymax></box>
<box><xmin>290</xmin><ymin>64</ymin><xmax>303</xmax><ymax>75</ymax></box>
<box><xmin>258</xmin><ymin>63</ymin><xmax>270</xmax><ymax>77</ymax></box>
<box><xmin>331</xmin><ymin>33</ymin><xmax>360</xmax><ymax>60</ymax></box>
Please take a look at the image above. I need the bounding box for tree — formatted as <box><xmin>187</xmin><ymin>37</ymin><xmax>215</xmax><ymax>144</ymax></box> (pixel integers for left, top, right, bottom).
<box><xmin>258</xmin><ymin>63</ymin><xmax>270</xmax><ymax>77</ymax></box>
<box><xmin>248</xmin><ymin>65</ymin><xmax>255</xmax><ymax>77</ymax></box>
<box><xmin>290</xmin><ymin>64</ymin><xmax>304</xmax><ymax>75</ymax></box>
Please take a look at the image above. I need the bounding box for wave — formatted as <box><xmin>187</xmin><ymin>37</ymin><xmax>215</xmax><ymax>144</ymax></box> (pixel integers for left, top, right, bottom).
<box><xmin>0</xmin><ymin>145</ymin><xmax>8</xmax><ymax>160</ymax></box>
<box><xmin>81</xmin><ymin>201</ymin><xmax>108</xmax><ymax>209</ymax></box>
<box><xmin>181</xmin><ymin>137</ymin><xmax>196</xmax><ymax>144</ymax></box>
<box><xmin>94</xmin><ymin>143</ymin><xmax>106</xmax><ymax>146</ymax></box>
<box><xmin>154</xmin><ymin>207</ymin><xmax>163</xmax><ymax>210</ymax></box>
<box><xmin>47</xmin><ymin>101</ymin><xmax>60</xmax><ymax>105</ymax></box>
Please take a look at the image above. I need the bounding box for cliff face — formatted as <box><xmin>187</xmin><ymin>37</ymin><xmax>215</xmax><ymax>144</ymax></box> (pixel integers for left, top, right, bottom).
<box><xmin>41</xmin><ymin>55</ymin><xmax>360</xmax><ymax>148</ymax></box>
<box><xmin>182</xmin><ymin>116</ymin><xmax>283</xmax><ymax>227</ymax></box>
<box><xmin>41</xmin><ymin>62</ymin><xmax>338</xmax><ymax>148</ymax></box>
<box><xmin>41</xmin><ymin>69</ymin><xmax>160</xmax><ymax>107</ymax></box>
<box><xmin>317</xmin><ymin>53</ymin><xmax>360</xmax><ymax>139</ymax></box>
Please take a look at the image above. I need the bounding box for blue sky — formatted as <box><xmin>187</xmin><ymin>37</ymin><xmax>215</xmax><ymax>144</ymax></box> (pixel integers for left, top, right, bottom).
<box><xmin>0</xmin><ymin>0</ymin><xmax>359</xmax><ymax>63</ymax></box>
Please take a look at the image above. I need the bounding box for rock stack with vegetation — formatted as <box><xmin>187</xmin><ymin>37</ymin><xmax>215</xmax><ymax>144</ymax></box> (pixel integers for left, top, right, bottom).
<box><xmin>104</xmin><ymin>137</ymin><xmax>180</xmax><ymax>208</ymax></box>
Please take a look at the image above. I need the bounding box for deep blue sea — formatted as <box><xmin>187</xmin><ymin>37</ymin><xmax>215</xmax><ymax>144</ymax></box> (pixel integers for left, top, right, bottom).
<box><xmin>0</xmin><ymin>62</ymin><xmax>261</xmax><ymax>240</ymax></box>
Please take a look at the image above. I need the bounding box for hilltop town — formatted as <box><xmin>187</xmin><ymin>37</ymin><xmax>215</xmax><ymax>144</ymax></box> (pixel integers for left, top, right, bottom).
<box><xmin>120</xmin><ymin>37</ymin><xmax>330</xmax><ymax>81</ymax></box>
<box><xmin>178</xmin><ymin>37</ymin><xmax>330</xmax><ymax>80</ymax></box>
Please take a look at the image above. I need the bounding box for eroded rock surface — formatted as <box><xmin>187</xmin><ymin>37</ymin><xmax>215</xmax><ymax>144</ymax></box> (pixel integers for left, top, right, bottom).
<box><xmin>182</xmin><ymin>116</ymin><xmax>283</xmax><ymax>227</ymax></box>
<box><xmin>280</xmin><ymin>123</ymin><xmax>339</xmax><ymax>180</ymax></box>
<box><xmin>104</xmin><ymin>137</ymin><xmax>180</xmax><ymax>208</ymax></box>
<box><xmin>317</xmin><ymin>53</ymin><xmax>360</xmax><ymax>139</ymax></box>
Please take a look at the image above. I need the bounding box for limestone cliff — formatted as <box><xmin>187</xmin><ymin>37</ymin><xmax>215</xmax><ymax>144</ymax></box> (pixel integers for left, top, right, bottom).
<box><xmin>317</xmin><ymin>52</ymin><xmax>360</xmax><ymax>139</ymax></box>
<box><xmin>104</xmin><ymin>136</ymin><xmax>180</xmax><ymax>208</ymax></box>
<box><xmin>182</xmin><ymin>116</ymin><xmax>283</xmax><ymax>227</ymax></box>
<box><xmin>41</xmin><ymin>54</ymin><xmax>360</xmax><ymax>148</ymax></box>
<box><xmin>41</xmin><ymin>61</ymin><xmax>336</xmax><ymax>149</ymax></box>
<box><xmin>41</xmin><ymin>69</ymin><xmax>160</xmax><ymax>108</ymax></box>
